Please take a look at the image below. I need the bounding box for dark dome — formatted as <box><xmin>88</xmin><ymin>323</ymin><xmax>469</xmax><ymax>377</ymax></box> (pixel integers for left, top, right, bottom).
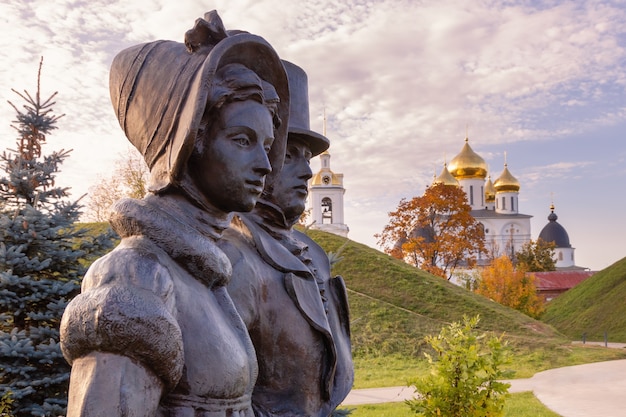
<box><xmin>393</xmin><ymin>225</ymin><xmax>435</xmax><ymax>253</ymax></box>
<box><xmin>538</xmin><ymin>206</ymin><xmax>571</xmax><ymax>248</ymax></box>
<box><xmin>410</xmin><ymin>224</ymin><xmax>435</xmax><ymax>243</ymax></box>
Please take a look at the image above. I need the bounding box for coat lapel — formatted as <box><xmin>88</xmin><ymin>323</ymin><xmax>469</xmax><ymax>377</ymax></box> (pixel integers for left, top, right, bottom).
<box><xmin>238</xmin><ymin>215</ymin><xmax>337</xmax><ymax>400</ymax></box>
<box><xmin>240</xmin><ymin>216</ymin><xmax>332</xmax><ymax>333</ymax></box>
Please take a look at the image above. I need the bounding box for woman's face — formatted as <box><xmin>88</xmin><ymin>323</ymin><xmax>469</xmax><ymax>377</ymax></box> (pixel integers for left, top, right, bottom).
<box><xmin>189</xmin><ymin>99</ymin><xmax>274</xmax><ymax>213</ymax></box>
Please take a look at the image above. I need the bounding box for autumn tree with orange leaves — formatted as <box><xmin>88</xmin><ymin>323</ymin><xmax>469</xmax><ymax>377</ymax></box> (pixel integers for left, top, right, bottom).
<box><xmin>476</xmin><ymin>255</ymin><xmax>544</xmax><ymax>318</ymax></box>
<box><xmin>376</xmin><ymin>183</ymin><xmax>485</xmax><ymax>279</ymax></box>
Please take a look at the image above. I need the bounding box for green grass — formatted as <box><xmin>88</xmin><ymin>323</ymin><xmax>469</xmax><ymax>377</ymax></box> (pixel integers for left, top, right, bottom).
<box><xmin>542</xmin><ymin>257</ymin><xmax>626</xmax><ymax>341</ymax></box>
<box><xmin>508</xmin><ymin>343</ymin><xmax>626</xmax><ymax>378</ymax></box>
<box><xmin>78</xmin><ymin>221</ymin><xmax>116</xmax><ymax>236</ymax></box>
<box><xmin>300</xmin><ymin>229</ymin><xmax>626</xmax><ymax>386</ymax></box>
<box><xmin>336</xmin><ymin>402</ymin><xmax>409</xmax><ymax>417</ymax></box>
<box><xmin>353</xmin><ymin>354</ymin><xmax>426</xmax><ymax>388</ymax></box>
<box><xmin>314</xmin><ymin>230</ymin><xmax>625</xmax><ymax>414</ymax></box>
<box><xmin>352</xmin><ymin>344</ymin><xmax>626</xmax><ymax>387</ymax></box>
<box><xmin>503</xmin><ymin>392</ymin><xmax>562</xmax><ymax>416</ymax></box>
<box><xmin>336</xmin><ymin>391</ymin><xmax>562</xmax><ymax>416</ymax></box>
<box><xmin>307</xmin><ymin>229</ymin><xmax>566</xmax><ymax>351</ymax></box>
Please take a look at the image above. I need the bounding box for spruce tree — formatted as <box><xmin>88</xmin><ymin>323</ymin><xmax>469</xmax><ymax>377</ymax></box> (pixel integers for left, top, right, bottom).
<box><xmin>0</xmin><ymin>58</ymin><xmax>113</xmax><ymax>416</ymax></box>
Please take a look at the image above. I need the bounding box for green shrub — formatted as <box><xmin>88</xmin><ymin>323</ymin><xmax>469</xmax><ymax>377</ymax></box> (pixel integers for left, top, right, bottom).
<box><xmin>407</xmin><ymin>315</ymin><xmax>513</xmax><ymax>417</ymax></box>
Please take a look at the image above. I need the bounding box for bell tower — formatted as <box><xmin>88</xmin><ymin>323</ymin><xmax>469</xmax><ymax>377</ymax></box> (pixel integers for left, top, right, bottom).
<box><xmin>307</xmin><ymin>118</ymin><xmax>348</xmax><ymax>237</ymax></box>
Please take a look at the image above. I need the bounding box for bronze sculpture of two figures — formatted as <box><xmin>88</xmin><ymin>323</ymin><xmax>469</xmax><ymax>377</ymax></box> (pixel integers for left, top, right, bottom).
<box><xmin>60</xmin><ymin>10</ymin><xmax>353</xmax><ymax>417</ymax></box>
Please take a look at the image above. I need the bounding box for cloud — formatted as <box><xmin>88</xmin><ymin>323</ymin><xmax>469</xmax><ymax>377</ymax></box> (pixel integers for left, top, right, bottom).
<box><xmin>522</xmin><ymin>161</ymin><xmax>595</xmax><ymax>185</ymax></box>
<box><xmin>1</xmin><ymin>0</ymin><xmax>625</xmax><ymax>269</ymax></box>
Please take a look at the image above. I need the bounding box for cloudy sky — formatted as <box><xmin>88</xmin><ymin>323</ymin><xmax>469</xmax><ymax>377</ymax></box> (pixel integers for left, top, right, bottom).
<box><xmin>1</xmin><ymin>0</ymin><xmax>625</xmax><ymax>271</ymax></box>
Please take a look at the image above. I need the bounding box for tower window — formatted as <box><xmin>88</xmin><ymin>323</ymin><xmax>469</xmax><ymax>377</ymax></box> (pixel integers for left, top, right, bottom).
<box><xmin>502</xmin><ymin>197</ymin><xmax>506</xmax><ymax>210</ymax></box>
<box><xmin>321</xmin><ymin>197</ymin><xmax>333</xmax><ymax>224</ymax></box>
<box><xmin>470</xmin><ymin>185</ymin><xmax>474</xmax><ymax>205</ymax></box>
<box><xmin>511</xmin><ymin>196</ymin><xmax>515</xmax><ymax>211</ymax></box>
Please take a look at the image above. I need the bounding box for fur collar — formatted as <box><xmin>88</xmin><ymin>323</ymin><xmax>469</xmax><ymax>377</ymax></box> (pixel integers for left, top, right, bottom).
<box><xmin>110</xmin><ymin>194</ymin><xmax>232</xmax><ymax>288</ymax></box>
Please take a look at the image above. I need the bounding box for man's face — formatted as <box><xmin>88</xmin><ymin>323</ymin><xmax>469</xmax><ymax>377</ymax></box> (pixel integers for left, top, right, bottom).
<box><xmin>271</xmin><ymin>138</ymin><xmax>313</xmax><ymax>222</ymax></box>
<box><xmin>188</xmin><ymin>99</ymin><xmax>274</xmax><ymax>213</ymax></box>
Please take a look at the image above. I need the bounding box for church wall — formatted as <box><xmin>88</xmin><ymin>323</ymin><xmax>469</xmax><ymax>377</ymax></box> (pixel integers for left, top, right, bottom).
<box><xmin>458</xmin><ymin>178</ymin><xmax>486</xmax><ymax>210</ymax></box>
<box><xmin>555</xmin><ymin>247</ymin><xmax>575</xmax><ymax>268</ymax></box>
<box><xmin>495</xmin><ymin>191</ymin><xmax>519</xmax><ymax>214</ymax></box>
<box><xmin>479</xmin><ymin>218</ymin><xmax>531</xmax><ymax>260</ymax></box>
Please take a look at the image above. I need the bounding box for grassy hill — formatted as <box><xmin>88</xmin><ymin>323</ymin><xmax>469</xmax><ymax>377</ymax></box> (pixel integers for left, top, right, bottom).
<box><xmin>542</xmin><ymin>257</ymin><xmax>626</xmax><ymax>342</ymax></box>
<box><xmin>306</xmin><ymin>229</ymin><xmax>565</xmax><ymax>354</ymax></box>
<box><xmin>306</xmin><ymin>229</ymin><xmax>626</xmax><ymax>386</ymax></box>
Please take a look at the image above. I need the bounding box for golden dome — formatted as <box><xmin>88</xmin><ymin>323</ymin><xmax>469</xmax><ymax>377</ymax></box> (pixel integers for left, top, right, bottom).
<box><xmin>448</xmin><ymin>138</ymin><xmax>488</xmax><ymax>179</ymax></box>
<box><xmin>484</xmin><ymin>175</ymin><xmax>496</xmax><ymax>202</ymax></box>
<box><xmin>432</xmin><ymin>163</ymin><xmax>459</xmax><ymax>186</ymax></box>
<box><xmin>494</xmin><ymin>164</ymin><xmax>520</xmax><ymax>192</ymax></box>
<box><xmin>310</xmin><ymin>171</ymin><xmax>342</xmax><ymax>186</ymax></box>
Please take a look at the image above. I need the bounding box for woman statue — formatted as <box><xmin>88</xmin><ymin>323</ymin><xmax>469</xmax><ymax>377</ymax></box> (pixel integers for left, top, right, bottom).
<box><xmin>60</xmin><ymin>11</ymin><xmax>289</xmax><ymax>417</ymax></box>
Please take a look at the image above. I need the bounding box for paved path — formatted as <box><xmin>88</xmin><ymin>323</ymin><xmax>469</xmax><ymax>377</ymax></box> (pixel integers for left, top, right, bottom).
<box><xmin>342</xmin><ymin>357</ymin><xmax>626</xmax><ymax>417</ymax></box>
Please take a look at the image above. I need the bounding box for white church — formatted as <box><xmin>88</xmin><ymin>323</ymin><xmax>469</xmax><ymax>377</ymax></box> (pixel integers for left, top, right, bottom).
<box><xmin>436</xmin><ymin>137</ymin><xmax>532</xmax><ymax>264</ymax></box>
<box><xmin>434</xmin><ymin>137</ymin><xmax>580</xmax><ymax>270</ymax></box>
<box><xmin>304</xmin><ymin>134</ymin><xmax>582</xmax><ymax>271</ymax></box>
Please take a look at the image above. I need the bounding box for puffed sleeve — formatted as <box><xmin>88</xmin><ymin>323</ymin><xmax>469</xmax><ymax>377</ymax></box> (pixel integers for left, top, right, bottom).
<box><xmin>60</xmin><ymin>236</ymin><xmax>184</xmax><ymax>390</ymax></box>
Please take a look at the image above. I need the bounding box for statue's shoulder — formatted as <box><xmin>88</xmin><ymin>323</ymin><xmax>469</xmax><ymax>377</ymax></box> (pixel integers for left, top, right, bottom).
<box><xmin>89</xmin><ymin>235</ymin><xmax>166</xmax><ymax>269</ymax></box>
<box><xmin>83</xmin><ymin>235</ymin><xmax>175</xmax><ymax>295</ymax></box>
<box><xmin>292</xmin><ymin>229</ymin><xmax>326</xmax><ymax>258</ymax></box>
<box><xmin>291</xmin><ymin>230</ymin><xmax>333</xmax><ymax>280</ymax></box>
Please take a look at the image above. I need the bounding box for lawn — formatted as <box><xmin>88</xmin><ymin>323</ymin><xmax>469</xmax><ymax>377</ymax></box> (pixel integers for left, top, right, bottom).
<box><xmin>346</xmin><ymin>344</ymin><xmax>626</xmax><ymax>416</ymax></box>
<box><xmin>353</xmin><ymin>344</ymin><xmax>626</xmax><ymax>388</ymax></box>
<box><xmin>337</xmin><ymin>391</ymin><xmax>562</xmax><ymax>416</ymax></box>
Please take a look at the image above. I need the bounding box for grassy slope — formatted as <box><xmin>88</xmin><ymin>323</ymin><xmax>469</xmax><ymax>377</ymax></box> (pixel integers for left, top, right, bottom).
<box><xmin>306</xmin><ymin>229</ymin><xmax>626</xmax><ymax>387</ymax></box>
<box><xmin>542</xmin><ymin>257</ymin><xmax>626</xmax><ymax>341</ymax></box>
<box><xmin>78</xmin><ymin>222</ymin><xmax>115</xmax><ymax>236</ymax></box>
<box><xmin>306</xmin><ymin>229</ymin><xmax>565</xmax><ymax>356</ymax></box>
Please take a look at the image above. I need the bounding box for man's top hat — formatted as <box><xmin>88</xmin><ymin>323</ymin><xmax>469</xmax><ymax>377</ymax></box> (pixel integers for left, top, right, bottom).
<box><xmin>282</xmin><ymin>60</ymin><xmax>330</xmax><ymax>157</ymax></box>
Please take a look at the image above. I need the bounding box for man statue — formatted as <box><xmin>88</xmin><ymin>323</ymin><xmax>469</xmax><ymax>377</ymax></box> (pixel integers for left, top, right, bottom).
<box><xmin>220</xmin><ymin>60</ymin><xmax>354</xmax><ymax>417</ymax></box>
<box><xmin>60</xmin><ymin>11</ymin><xmax>289</xmax><ymax>416</ymax></box>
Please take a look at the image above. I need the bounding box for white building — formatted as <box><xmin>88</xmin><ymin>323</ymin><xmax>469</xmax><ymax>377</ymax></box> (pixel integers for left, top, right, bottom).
<box><xmin>307</xmin><ymin>150</ymin><xmax>349</xmax><ymax>237</ymax></box>
<box><xmin>429</xmin><ymin>137</ymin><xmax>584</xmax><ymax>287</ymax></box>
<box><xmin>443</xmin><ymin>137</ymin><xmax>532</xmax><ymax>263</ymax></box>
